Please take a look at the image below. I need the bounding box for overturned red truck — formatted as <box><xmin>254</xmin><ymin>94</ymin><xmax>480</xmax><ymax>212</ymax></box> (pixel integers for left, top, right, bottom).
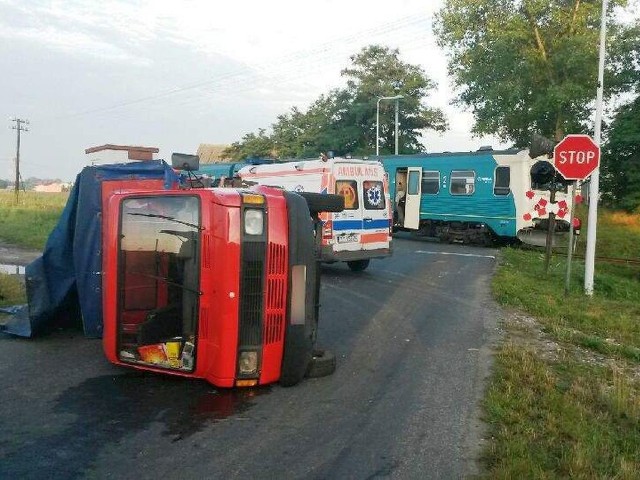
<box><xmin>2</xmin><ymin>160</ymin><xmax>342</xmax><ymax>388</ymax></box>
<box><xmin>102</xmin><ymin>184</ymin><xmax>342</xmax><ymax>387</ymax></box>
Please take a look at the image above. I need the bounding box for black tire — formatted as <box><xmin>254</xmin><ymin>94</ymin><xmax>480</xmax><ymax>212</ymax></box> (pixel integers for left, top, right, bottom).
<box><xmin>297</xmin><ymin>192</ymin><xmax>344</xmax><ymax>214</ymax></box>
<box><xmin>347</xmin><ymin>259</ymin><xmax>370</xmax><ymax>272</ymax></box>
<box><xmin>280</xmin><ymin>325</ymin><xmax>313</xmax><ymax>387</ymax></box>
<box><xmin>305</xmin><ymin>349</ymin><xmax>336</xmax><ymax>378</ymax></box>
<box><xmin>280</xmin><ymin>191</ymin><xmax>319</xmax><ymax>388</ymax></box>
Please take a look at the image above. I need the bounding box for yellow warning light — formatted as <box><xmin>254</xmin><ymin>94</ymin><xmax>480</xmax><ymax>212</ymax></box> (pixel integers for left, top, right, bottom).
<box><xmin>242</xmin><ymin>194</ymin><xmax>265</xmax><ymax>205</ymax></box>
<box><xmin>235</xmin><ymin>379</ymin><xmax>259</xmax><ymax>387</ymax></box>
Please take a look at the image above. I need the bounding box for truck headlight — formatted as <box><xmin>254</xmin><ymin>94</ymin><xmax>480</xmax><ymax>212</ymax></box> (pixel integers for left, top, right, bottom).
<box><xmin>238</xmin><ymin>351</ymin><xmax>258</xmax><ymax>375</ymax></box>
<box><xmin>244</xmin><ymin>209</ymin><xmax>264</xmax><ymax>235</ymax></box>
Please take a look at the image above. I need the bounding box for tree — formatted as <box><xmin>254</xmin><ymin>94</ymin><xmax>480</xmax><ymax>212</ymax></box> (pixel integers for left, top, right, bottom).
<box><xmin>601</xmin><ymin>96</ymin><xmax>640</xmax><ymax>211</ymax></box>
<box><xmin>222</xmin><ymin>129</ymin><xmax>275</xmax><ymax>161</ymax></box>
<box><xmin>341</xmin><ymin>45</ymin><xmax>447</xmax><ymax>154</ymax></box>
<box><xmin>228</xmin><ymin>45</ymin><xmax>447</xmax><ymax>159</ymax></box>
<box><xmin>434</xmin><ymin>0</ymin><xmax>639</xmax><ymax>145</ymax></box>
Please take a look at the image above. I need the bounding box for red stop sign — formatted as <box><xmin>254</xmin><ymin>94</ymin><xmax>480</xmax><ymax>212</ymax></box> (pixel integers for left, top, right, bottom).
<box><xmin>553</xmin><ymin>134</ymin><xmax>600</xmax><ymax>180</ymax></box>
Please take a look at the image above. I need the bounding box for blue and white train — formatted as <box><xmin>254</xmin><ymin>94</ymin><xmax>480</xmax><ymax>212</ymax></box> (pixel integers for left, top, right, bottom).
<box><xmin>196</xmin><ymin>158</ymin><xmax>277</xmax><ymax>185</ymax></box>
<box><xmin>378</xmin><ymin>148</ymin><xmax>578</xmax><ymax>245</ymax></box>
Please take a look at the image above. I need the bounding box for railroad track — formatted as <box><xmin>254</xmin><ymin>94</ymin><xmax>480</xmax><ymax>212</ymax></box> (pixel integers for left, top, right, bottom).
<box><xmin>558</xmin><ymin>252</ymin><xmax>640</xmax><ymax>266</ymax></box>
<box><xmin>518</xmin><ymin>244</ymin><xmax>640</xmax><ymax>267</ymax></box>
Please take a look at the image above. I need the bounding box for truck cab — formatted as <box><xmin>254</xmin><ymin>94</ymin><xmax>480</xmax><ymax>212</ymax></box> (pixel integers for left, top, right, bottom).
<box><xmin>102</xmin><ymin>185</ymin><xmax>337</xmax><ymax>388</ymax></box>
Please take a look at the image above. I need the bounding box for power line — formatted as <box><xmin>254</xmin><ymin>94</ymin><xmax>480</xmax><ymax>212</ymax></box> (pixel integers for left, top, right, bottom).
<box><xmin>69</xmin><ymin>19</ymin><xmax>432</xmax><ymax>128</ymax></box>
<box><xmin>9</xmin><ymin>117</ymin><xmax>29</xmax><ymax>202</ymax></box>
<box><xmin>52</xmin><ymin>14</ymin><xmax>430</xmax><ymax>121</ymax></box>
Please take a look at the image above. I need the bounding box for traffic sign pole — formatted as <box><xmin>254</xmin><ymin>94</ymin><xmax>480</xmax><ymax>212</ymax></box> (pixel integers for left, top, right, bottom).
<box><xmin>553</xmin><ymin>133</ymin><xmax>601</xmax><ymax>294</ymax></box>
<box><xmin>565</xmin><ymin>181</ymin><xmax>577</xmax><ymax>295</ymax></box>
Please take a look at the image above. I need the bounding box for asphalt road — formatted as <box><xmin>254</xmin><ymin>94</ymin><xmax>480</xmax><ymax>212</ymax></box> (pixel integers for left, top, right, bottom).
<box><xmin>0</xmin><ymin>236</ymin><xmax>501</xmax><ymax>479</ymax></box>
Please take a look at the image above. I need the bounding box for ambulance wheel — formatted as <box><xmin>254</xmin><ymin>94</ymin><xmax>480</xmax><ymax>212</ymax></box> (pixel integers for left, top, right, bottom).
<box><xmin>306</xmin><ymin>349</ymin><xmax>336</xmax><ymax>378</ymax></box>
<box><xmin>347</xmin><ymin>259</ymin><xmax>370</xmax><ymax>272</ymax></box>
<box><xmin>297</xmin><ymin>192</ymin><xmax>345</xmax><ymax>214</ymax></box>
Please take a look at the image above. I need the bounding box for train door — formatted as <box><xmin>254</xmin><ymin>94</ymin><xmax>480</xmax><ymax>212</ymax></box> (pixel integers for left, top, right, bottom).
<box><xmin>404</xmin><ymin>167</ymin><xmax>422</xmax><ymax>229</ymax></box>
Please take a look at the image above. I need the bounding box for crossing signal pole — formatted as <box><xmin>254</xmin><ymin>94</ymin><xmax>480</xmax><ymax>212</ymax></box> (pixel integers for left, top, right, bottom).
<box><xmin>10</xmin><ymin>117</ymin><xmax>29</xmax><ymax>202</ymax></box>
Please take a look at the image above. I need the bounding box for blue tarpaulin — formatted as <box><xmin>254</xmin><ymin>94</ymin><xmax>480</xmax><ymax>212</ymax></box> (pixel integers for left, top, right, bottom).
<box><xmin>1</xmin><ymin>160</ymin><xmax>181</xmax><ymax>338</ymax></box>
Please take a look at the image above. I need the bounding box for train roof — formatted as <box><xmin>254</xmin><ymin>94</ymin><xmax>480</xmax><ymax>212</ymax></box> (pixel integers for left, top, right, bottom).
<box><xmin>239</xmin><ymin>156</ymin><xmax>383</xmax><ymax>173</ymax></box>
<box><xmin>375</xmin><ymin>148</ymin><xmax>524</xmax><ymax>160</ymax></box>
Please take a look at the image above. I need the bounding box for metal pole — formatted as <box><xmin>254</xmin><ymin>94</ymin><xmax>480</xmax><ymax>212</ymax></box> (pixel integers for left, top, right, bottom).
<box><xmin>15</xmin><ymin>123</ymin><xmax>21</xmax><ymax>202</ymax></box>
<box><xmin>10</xmin><ymin>118</ymin><xmax>28</xmax><ymax>202</ymax></box>
<box><xmin>565</xmin><ymin>181</ymin><xmax>577</xmax><ymax>294</ymax></box>
<box><xmin>394</xmin><ymin>98</ymin><xmax>399</xmax><ymax>155</ymax></box>
<box><xmin>543</xmin><ymin>187</ymin><xmax>556</xmax><ymax>274</ymax></box>
<box><xmin>376</xmin><ymin>95</ymin><xmax>403</xmax><ymax>156</ymax></box>
<box><xmin>585</xmin><ymin>0</ymin><xmax>608</xmax><ymax>295</ymax></box>
<box><xmin>376</xmin><ymin>99</ymin><xmax>381</xmax><ymax>156</ymax></box>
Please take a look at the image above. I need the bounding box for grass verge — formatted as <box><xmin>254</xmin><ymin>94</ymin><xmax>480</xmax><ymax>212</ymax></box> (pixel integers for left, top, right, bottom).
<box><xmin>0</xmin><ymin>273</ymin><xmax>26</xmax><ymax>307</ymax></box>
<box><xmin>484</xmin><ymin>209</ymin><xmax>640</xmax><ymax>478</ymax></box>
<box><xmin>0</xmin><ymin>191</ymin><xmax>68</xmax><ymax>250</ymax></box>
<box><xmin>0</xmin><ymin>191</ymin><xmax>68</xmax><ymax>309</ymax></box>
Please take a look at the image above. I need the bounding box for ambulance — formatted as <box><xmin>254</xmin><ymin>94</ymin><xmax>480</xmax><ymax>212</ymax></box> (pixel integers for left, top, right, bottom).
<box><xmin>238</xmin><ymin>157</ymin><xmax>392</xmax><ymax>271</ymax></box>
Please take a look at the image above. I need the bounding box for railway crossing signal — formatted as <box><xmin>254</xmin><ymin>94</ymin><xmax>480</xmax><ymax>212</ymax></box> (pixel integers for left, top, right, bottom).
<box><xmin>553</xmin><ymin>134</ymin><xmax>600</xmax><ymax>180</ymax></box>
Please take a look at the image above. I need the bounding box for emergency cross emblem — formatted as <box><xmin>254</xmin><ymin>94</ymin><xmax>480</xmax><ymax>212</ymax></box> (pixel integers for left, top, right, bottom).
<box><xmin>365</xmin><ymin>183</ymin><xmax>382</xmax><ymax>207</ymax></box>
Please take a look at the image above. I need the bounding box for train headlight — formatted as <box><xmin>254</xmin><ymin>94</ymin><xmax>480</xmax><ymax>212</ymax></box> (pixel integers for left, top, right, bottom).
<box><xmin>244</xmin><ymin>209</ymin><xmax>264</xmax><ymax>235</ymax></box>
<box><xmin>238</xmin><ymin>351</ymin><xmax>259</xmax><ymax>376</ymax></box>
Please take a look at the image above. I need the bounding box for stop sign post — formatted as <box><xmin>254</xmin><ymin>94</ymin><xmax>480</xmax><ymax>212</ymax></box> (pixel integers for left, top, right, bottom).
<box><xmin>552</xmin><ymin>134</ymin><xmax>601</xmax><ymax>294</ymax></box>
<box><xmin>553</xmin><ymin>134</ymin><xmax>601</xmax><ymax>180</ymax></box>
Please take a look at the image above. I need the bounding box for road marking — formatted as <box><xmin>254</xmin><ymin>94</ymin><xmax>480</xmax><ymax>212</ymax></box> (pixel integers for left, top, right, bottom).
<box><xmin>415</xmin><ymin>250</ymin><xmax>496</xmax><ymax>259</ymax></box>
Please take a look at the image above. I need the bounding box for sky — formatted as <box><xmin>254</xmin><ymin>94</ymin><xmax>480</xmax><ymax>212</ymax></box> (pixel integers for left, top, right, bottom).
<box><xmin>0</xmin><ymin>0</ymin><xmax>514</xmax><ymax>182</ymax></box>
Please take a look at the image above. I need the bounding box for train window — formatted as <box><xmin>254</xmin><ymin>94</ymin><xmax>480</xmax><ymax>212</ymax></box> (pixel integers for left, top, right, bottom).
<box><xmin>363</xmin><ymin>180</ymin><xmax>386</xmax><ymax>210</ymax></box>
<box><xmin>422</xmin><ymin>171</ymin><xmax>440</xmax><ymax>194</ymax></box>
<box><xmin>494</xmin><ymin>166</ymin><xmax>511</xmax><ymax>195</ymax></box>
<box><xmin>450</xmin><ymin>170</ymin><xmax>475</xmax><ymax>195</ymax></box>
<box><xmin>336</xmin><ymin>180</ymin><xmax>359</xmax><ymax>210</ymax></box>
<box><xmin>407</xmin><ymin>171</ymin><xmax>420</xmax><ymax>195</ymax></box>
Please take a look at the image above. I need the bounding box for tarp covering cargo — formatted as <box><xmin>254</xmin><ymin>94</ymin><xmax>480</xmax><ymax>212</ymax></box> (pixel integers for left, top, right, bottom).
<box><xmin>0</xmin><ymin>161</ymin><xmax>181</xmax><ymax>338</ymax></box>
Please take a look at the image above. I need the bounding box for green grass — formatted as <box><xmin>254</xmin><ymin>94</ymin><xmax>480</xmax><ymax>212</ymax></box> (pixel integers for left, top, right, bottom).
<box><xmin>0</xmin><ymin>191</ymin><xmax>69</xmax><ymax>250</ymax></box>
<box><xmin>0</xmin><ymin>191</ymin><xmax>69</xmax><ymax>307</ymax></box>
<box><xmin>486</xmin><ymin>209</ymin><xmax>640</xmax><ymax>478</ymax></box>
<box><xmin>484</xmin><ymin>346</ymin><xmax>640</xmax><ymax>479</ymax></box>
<box><xmin>0</xmin><ymin>273</ymin><xmax>26</xmax><ymax>307</ymax></box>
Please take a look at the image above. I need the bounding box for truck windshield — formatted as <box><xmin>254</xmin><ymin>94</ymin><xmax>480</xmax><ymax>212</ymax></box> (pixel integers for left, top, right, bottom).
<box><xmin>117</xmin><ymin>195</ymin><xmax>201</xmax><ymax>371</ymax></box>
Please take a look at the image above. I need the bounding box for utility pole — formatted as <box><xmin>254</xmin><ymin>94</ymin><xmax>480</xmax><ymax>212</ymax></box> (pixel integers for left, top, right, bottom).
<box><xmin>394</xmin><ymin>98</ymin><xmax>400</xmax><ymax>155</ymax></box>
<box><xmin>10</xmin><ymin>117</ymin><xmax>29</xmax><ymax>202</ymax></box>
<box><xmin>585</xmin><ymin>0</ymin><xmax>608</xmax><ymax>296</ymax></box>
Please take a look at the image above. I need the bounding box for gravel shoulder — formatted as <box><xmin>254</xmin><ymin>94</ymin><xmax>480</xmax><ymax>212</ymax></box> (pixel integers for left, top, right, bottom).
<box><xmin>0</xmin><ymin>240</ymin><xmax>41</xmax><ymax>266</ymax></box>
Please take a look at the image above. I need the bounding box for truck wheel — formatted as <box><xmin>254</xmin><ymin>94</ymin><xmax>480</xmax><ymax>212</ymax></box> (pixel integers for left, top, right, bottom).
<box><xmin>306</xmin><ymin>349</ymin><xmax>336</xmax><ymax>378</ymax></box>
<box><xmin>347</xmin><ymin>259</ymin><xmax>370</xmax><ymax>272</ymax></box>
<box><xmin>280</xmin><ymin>325</ymin><xmax>313</xmax><ymax>387</ymax></box>
<box><xmin>297</xmin><ymin>192</ymin><xmax>344</xmax><ymax>214</ymax></box>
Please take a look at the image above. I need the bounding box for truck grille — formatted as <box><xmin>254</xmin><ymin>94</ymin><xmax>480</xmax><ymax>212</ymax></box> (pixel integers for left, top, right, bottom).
<box><xmin>239</xmin><ymin>241</ymin><xmax>265</xmax><ymax>346</ymax></box>
<box><xmin>264</xmin><ymin>243</ymin><xmax>287</xmax><ymax>344</ymax></box>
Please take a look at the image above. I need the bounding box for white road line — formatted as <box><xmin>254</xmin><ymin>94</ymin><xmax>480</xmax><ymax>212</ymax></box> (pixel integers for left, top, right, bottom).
<box><xmin>414</xmin><ymin>250</ymin><xmax>496</xmax><ymax>259</ymax></box>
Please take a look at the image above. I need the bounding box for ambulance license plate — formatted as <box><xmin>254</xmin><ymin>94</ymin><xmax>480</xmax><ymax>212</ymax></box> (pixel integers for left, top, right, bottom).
<box><xmin>337</xmin><ymin>233</ymin><xmax>359</xmax><ymax>244</ymax></box>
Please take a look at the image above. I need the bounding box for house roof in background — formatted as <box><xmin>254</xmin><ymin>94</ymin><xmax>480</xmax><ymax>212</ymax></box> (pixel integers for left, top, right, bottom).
<box><xmin>84</xmin><ymin>144</ymin><xmax>160</xmax><ymax>154</ymax></box>
<box><xmin>197</xmin><ymin>144</ymin><xmax>232</xmax><ymax>163</ymax></box>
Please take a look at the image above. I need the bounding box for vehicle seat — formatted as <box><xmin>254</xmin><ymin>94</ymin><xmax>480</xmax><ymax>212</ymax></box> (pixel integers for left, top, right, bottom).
<box><xmin>137</xmin><ymin>304</ymin><xmax>181</xmax><ymax>345</ymax></box>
